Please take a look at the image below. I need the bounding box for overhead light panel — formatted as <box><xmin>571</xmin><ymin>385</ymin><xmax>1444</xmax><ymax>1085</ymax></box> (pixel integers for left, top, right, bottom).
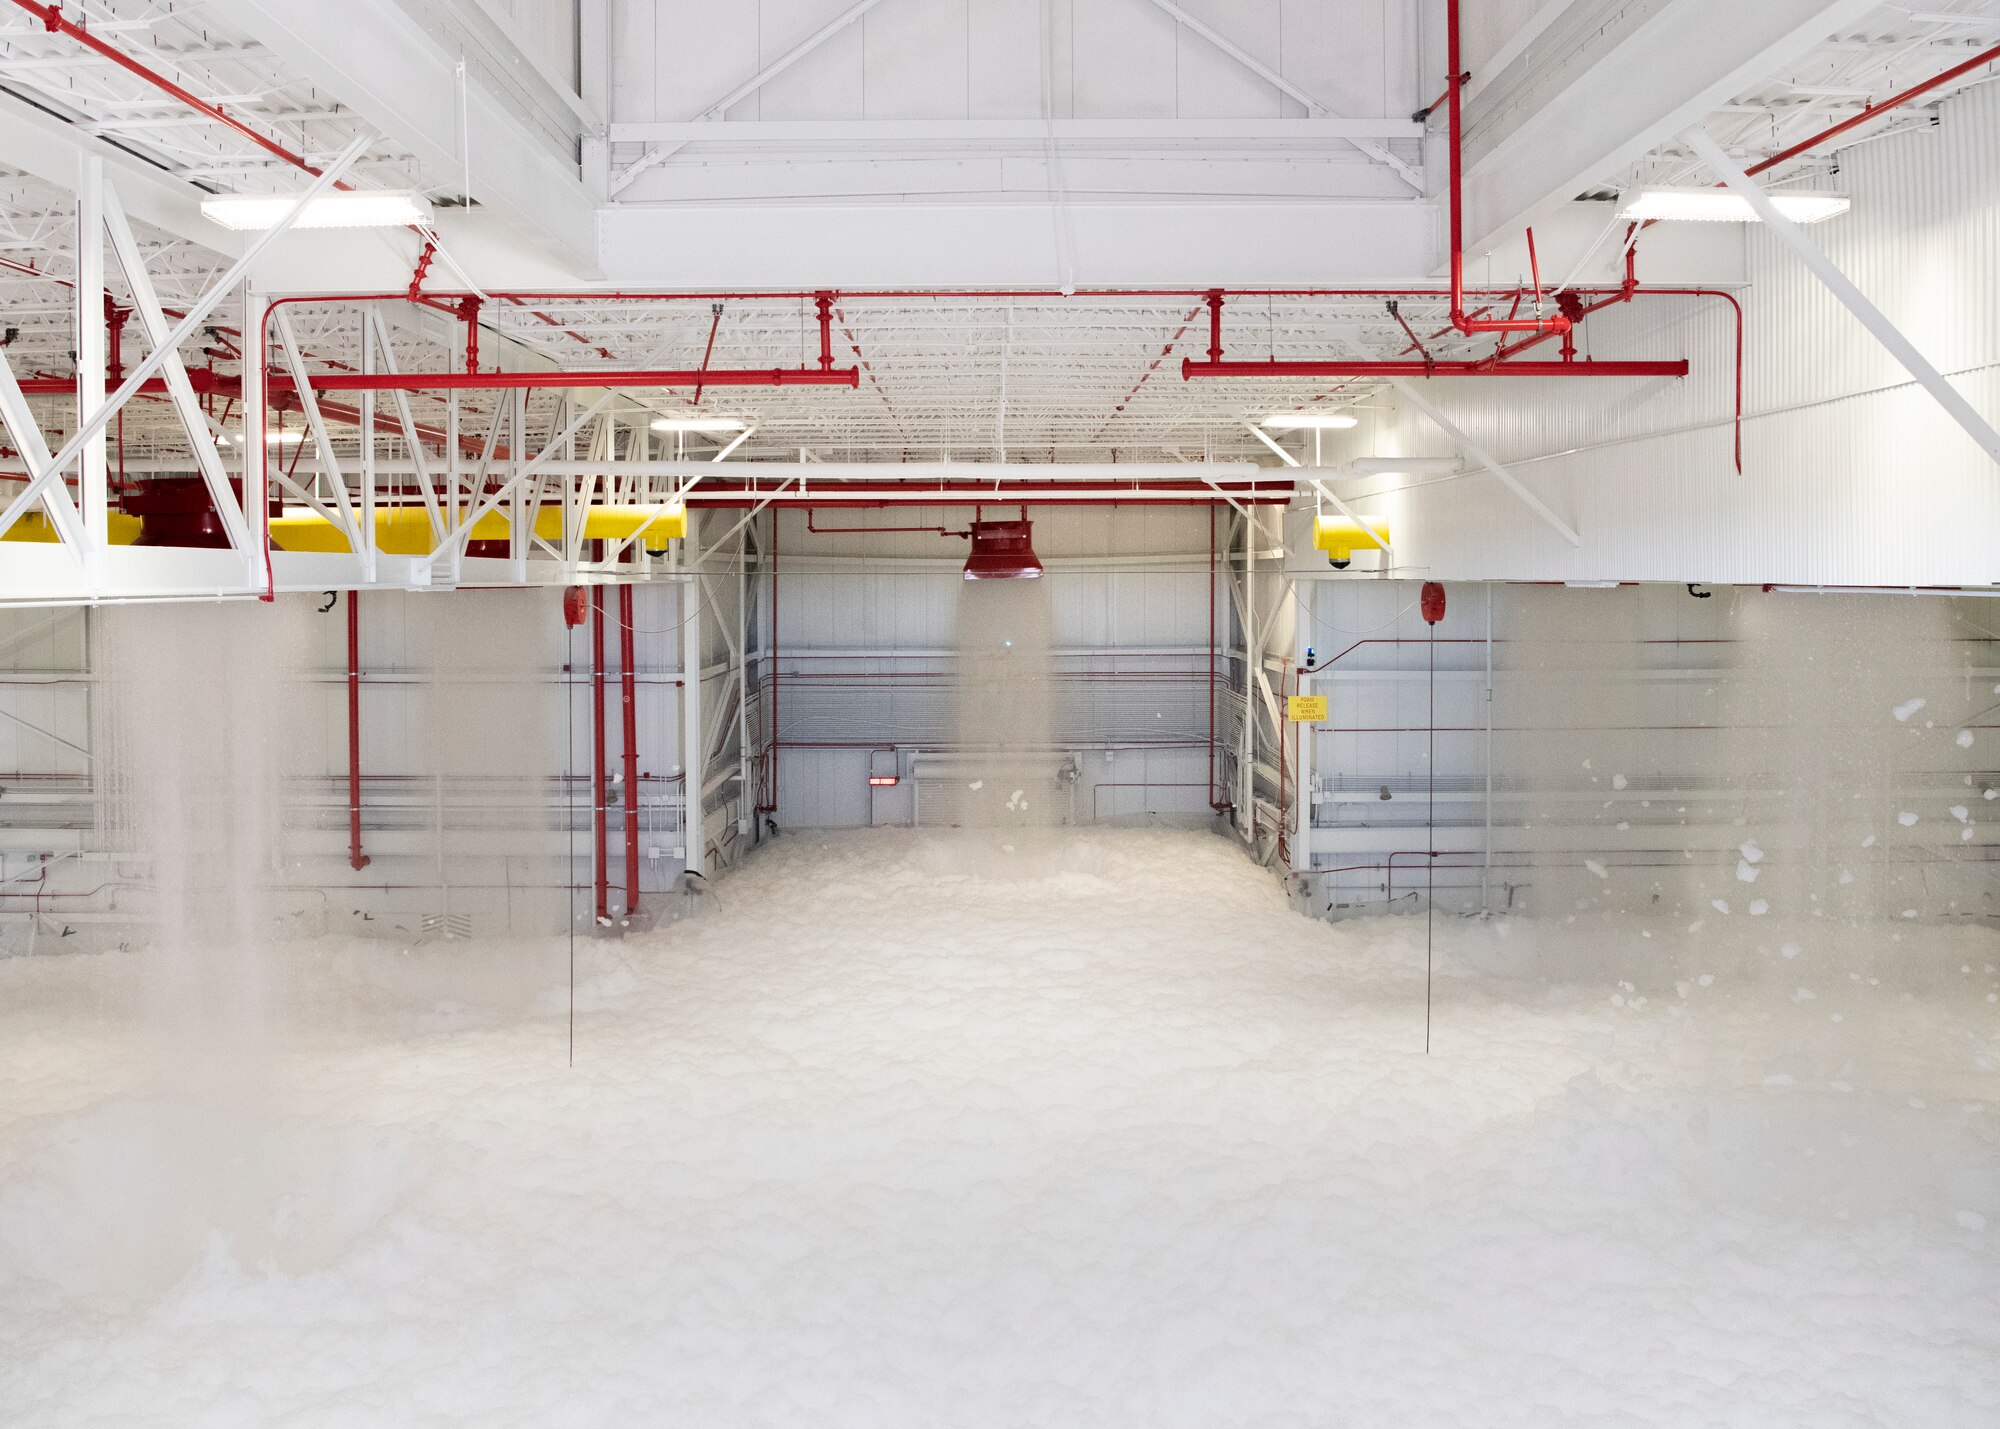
<box><xmin>200</xmin><ymin>190</ymin><xmax>434</xmax><ymax>231</ymax></box>
<box><xmin>1620</xmin><ymin>186</ymin><xmax>1850</xmax><ymax>224</ymax></box>
<box><xmin>650</xmin><ymin>417</ymin><xmax>747</xmax><ymax>432</ymax></box>
<box><xmin>1261</xmin><ymin>413</ymin><xmax>1359</xmax><ymax>430</ymax></box>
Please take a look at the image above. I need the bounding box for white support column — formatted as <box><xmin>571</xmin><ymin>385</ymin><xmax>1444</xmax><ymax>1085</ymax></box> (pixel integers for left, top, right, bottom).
<box><xmin>1237</xmin><ymin>507</ymin><xmax>1256</xmax><ymax>840</ymax></box>
<box><xmin>679</xmin><ymin>573</ymin><xmax>704</xmax><ymax>878</ymax></box>
<box><xmin>359</xmin><ymin>310</ymin><xmax>378</xmax><ymax>582</ymax></box>
<box><xmin>1688</xmin><ymin>127</ymin><xmax>2000</xmax><ymax>468</ymax></box>
<box><xmin>239</xmin><ymin>283</ymin><xmax>266</xmax><ymax>586</ymax></box>
<box><xmin>737</xmin><ymin>518</ymin><xmax>752</xmax><ymax>853</ymax></box>
<box><xmin>1291</xmin><ymin>585</ymin><xmax>1312</xmax><ymax>875</ymax></box>
<box><xmin>509</xmin><ymin>390</ymin><xmax>529</xmax><ymax>584</ymax></box>
<box><xmin>74</xmin><ymin>156</ymin><xmax>107</xmax><ymax>562</ymax></box>
<box><xmin>578</xmin><ymin>0</ymin><xmax>611</xmax><ymax>202</ymax></box>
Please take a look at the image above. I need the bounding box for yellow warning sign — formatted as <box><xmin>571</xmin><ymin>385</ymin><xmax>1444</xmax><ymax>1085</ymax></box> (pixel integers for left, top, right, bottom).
<box><xmin>1287</xmin><ymin>695</ymin><xmax>1328</xmax><ymax>722</ymax></box>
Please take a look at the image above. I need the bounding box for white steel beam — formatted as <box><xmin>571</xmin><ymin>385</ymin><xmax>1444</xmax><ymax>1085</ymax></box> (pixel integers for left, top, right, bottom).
<box><xmin>607</xmin><ymin>117</ymin><xmax>1423</xmax><ymax>145</ymax></box>
<box><xmin>0</xmin><ymin>88</ymin><xmax>237</xmax><ymax>254</ymax></box>
<box><xmin>679</xmin><ymin>576</ymin><xmax>704</xmax><ymax>876</ymax></box>
<box><xmin>274</xmin><ymin>308</ymin><xmax>361</xmax><ymax>546</ymax></box>
<box><xmin>74</xmin><ymin>156</ymin><xmax>106</xmax><ymax>557</ymax></box>
<box><xmin>1143</xmin><ymin>0</ymin><xmax>1421</xmax><ymax>191</ymax></box>
<box><xmin>610</xmin><ymin>0</ymin><xmax>886</xmax><ymax>196</ymax></box>
<box><xmin>1687</xmin><ymin>127</ymin><xmax>2000</xmax><ymax>467</ymax></box>
<box><xmin>100</xmin><ymin>181</ymin><xmax>250</xmax><ymax>552</ymax></box>
<box><xmin>203</xmin><ymin>0</ymin><xmax>599</xmax><ymax>274</ymax></box>
<box><xmin>1391</xmin><ymin>376</ymin><xmax>1581</xmax><ymax>548</ymax></box>
<box><xmin>1461</xmin><ymin>0</ymin><xmax>1878</xmax><ymax>250</ymax></box>
<box><xmin>0</xmin><ymin>134</ymin><xmax>365</xmax><ymax>545</ymax></box>
<box><xmin>0</xmin><ymin>350</ymin><xmax>87</xmax><ymax>557</ymax></box>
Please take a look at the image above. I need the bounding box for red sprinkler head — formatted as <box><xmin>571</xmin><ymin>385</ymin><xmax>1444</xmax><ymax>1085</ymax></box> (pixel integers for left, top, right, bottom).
<box><xmin>963</xmin><ymin>518</ymin><xmax>1043</xmax><ymax>581</ymax></box>
<box><xmin>1420</xmin><ymin>581</ymin><xmax>1447</xmax><ymax>626</ymax></box>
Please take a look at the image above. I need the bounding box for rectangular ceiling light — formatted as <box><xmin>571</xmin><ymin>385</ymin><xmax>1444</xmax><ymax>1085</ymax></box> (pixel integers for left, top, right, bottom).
<box><xmin>650</xmin><ymin>417</ymin><xmax>747</xmax><ymax>432</ymax></box>
<box><xmin>1262</xmin><ymin>412</ymin><xmax>1360</xmax><ymax>430</ymax></box>
<box><xmin>1620</xmin><ymin>187</ymin><xmax>1850</xmax><ymax>224</ymax></box>
<box><xmin>200</xmin><ymin>190</ymin><xmax>434</xmax><ymax>231</ymax></box>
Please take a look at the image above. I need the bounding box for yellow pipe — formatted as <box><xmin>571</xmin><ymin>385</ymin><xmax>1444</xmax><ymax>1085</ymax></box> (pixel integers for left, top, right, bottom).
<box><xmin>268</xmin><ymin>501</ymin><xmax>688</xmax><ymax>556</ymax></box>
<box><xmin>0</xmin><ymin>511</ymin><xmax>144</xmax><ymax>544</ymax></box>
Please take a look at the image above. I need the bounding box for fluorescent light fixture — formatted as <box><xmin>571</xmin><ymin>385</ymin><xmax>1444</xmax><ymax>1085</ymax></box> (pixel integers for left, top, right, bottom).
<box><xmin>1261</xmin><ymin>412</ymin><xmax>1359</xmax><ymax>430</ymax></box>
<box><xmin>200</xmin><ymin>189</ymin><xmax>434</xmax><ymax>231</ymax></box>
<box><xmin>266</xmin><ymin>430</ymin><xmax>305</xmax><ymax>445</ymax></box>
<box><xmin>1620</xmin><ymin>186</ymin><xmax>1850</xmax><ymax>225</ymax></box>
<box><xmin>650</xmin><ymin>417</ymin><xmax>747</xmax><ymax>433</ymax></box>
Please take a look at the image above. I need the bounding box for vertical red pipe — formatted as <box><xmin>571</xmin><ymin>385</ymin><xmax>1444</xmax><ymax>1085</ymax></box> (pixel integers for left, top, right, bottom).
<box><xmin>1208</xmin><ymin>504</ymin><xmax>1220</xmax><ymax>811</ymax></box>
<box><xmin>762</xmin><ymin>511</ymin><xmax>781</xmax><ymax>813</ymax></box>
<box><xmin>346</xmin><ymin>592</ymin><xmax>369</xmax><ymax>871</ymax></box>
<box><xmin>618</xmin><ymin>584</ymin><xmax>639</xmax><ymax>917</ymax></box>
<box><xmin>591</xmin><ymin>586</ymin><xmax>609</xmax><ymax>923</ymax></box>
<box><xmin>1444</xmin><ymin>0</ymin><xmax>1565</xmax><ymax>338</ymax></box>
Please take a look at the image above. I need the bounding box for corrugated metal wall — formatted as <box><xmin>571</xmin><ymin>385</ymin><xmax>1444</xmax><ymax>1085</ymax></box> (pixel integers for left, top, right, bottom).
<box><xmin>1299</xmin><ymin>579</ymin><xmax>2000</xmax><ymax>923</ymax></box>
<box><xmin>764</xmin><ymin>504</ymin><xmax>1234</xmax><ymax>830</ymax></box>
<box><xmin>1329</xmin><ymin>78</ymin><xmax>2000</xmax><ymax>586</ymax></box>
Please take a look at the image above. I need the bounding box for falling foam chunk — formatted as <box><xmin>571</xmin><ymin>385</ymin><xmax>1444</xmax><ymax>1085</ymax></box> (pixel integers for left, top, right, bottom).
<box><xmin>1711</xmin><ymin>899</ymin><xmax>1730</xmax><ymax>915</ymax></box>
<box><xmin>1862</xmin><ymin>834</ymin><xmax>1877</xmax><ymax>847</ymax></box>
<box><xmin>1839</xmin><ymin>869</ymin><xmax>1855</xmax><ymax>885</ymax></box>
<box><xmin>1749</xmin><ymin>900</ymin><xmax>1769</xmax><ymax>916</ymax></box>
<box><xmin>968</xmin><ymin>780</ymin><xmax>984</xmax><ymax>791</ymax></box>
<box><xmin>1737</xmin><ymin>861</ymin><xmax>1760</xmax><ymax>884</ymax></box>
<box><xmin>1697</xmin><ymin>973</ymin><xmax>1715</xmax><ymax>987</ymax></box>
<box><xmin>1893</xmin><ymin>697</ymin><xmax>1926</xmax><ymax>722</ymax></box>
<box><xmin>1612</xmin><ymin>773</ymin><xmax>1628</xmax><ymax>790</ymax></box>
<box><xmin>1964</xmin><ymin>827</ymin><xmax>1976</xmax><ymax>842</ymax></box>
<box><xmin>1739</xmin><ymin>840</ymin><xmax>1764</xmax><ymax>864</ymax></box>
<box><xmin>1898</xmin><ymin>812</ymin><xmax>1919</xmax><ymax>827</ymax></box>
<box><xmin>1782</xmin><ymin>943</ymin><xmax>1801</xmax><ymax>959</ymax></box>
<box><xmin>1584</xmin><ymin>859</ymin><xmax>1609</xmax><ymax>879</ymax></box>
<box><xmin>1951</xmin><ymin>805</ymin><xmax>1969</xmax><ymax>823</ymax></box>
<box><xmin>1958</xmin><ymin>729</ymin><xmax>1976</xmax><ymax>749</ymax></box>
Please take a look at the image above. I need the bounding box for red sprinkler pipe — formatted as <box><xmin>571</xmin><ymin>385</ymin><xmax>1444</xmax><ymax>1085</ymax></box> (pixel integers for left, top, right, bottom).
<box><xmin>274</xmin><ymin>368</ymin><xmax>858</xmax><ymax>391</ymax></box>
<box><xmin>346</xmin><ymin>592</ymin><xmax>369</xmax><ymax>871</ymax></box>
<box><xmin>1184</xmin><ymin>359</ymin><xmax>1685</xmax><ymax>379</ymax></box>
<box><xmin>591</xmin><ymin>586</ymin><xmax>609</xmax><ymax>924</ymax></box>
<box><xmin>1743</xmin><ymin>39</ymin><xmax>2000</xmax><ymax>179</ymax></box>
<box><xmin>6</xmin><ymin>0</ymin><xmax>352</xmax><ymax>186</ymax></box>
<box><xmin>814</xmin><ymin>292</ymin><xmax>836</xmax><ymax>370</ymax></box>
<box><xmin>618</xmin><ymin>583</ymin><xmax>639</xmax><ymax>919</ymax></box>
<box><xmin>1445</xmin><ymin>0</ymin><xmax>1567</xmax><ymax>338</ymax></box>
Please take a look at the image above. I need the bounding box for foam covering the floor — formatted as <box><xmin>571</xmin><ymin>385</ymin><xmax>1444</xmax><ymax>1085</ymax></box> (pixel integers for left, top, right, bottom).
<box><xmin>1</xmin><ymin>829</ymin><xmax>1995</xmax><ymax>1425</ymax></box>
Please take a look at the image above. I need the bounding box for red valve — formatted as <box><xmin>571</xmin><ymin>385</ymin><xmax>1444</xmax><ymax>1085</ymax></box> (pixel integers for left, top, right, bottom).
<box><xmin>1420</xmin><ymin>581</ymin><xmax>1447</xmax><ymax>626</ymax></box>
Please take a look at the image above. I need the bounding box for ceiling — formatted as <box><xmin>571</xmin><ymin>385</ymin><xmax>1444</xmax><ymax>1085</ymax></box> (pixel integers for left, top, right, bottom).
<box><xmin>0</xmin><ymin>0</ymin><xmax>1992</xmax><ymax>469</ymax></box>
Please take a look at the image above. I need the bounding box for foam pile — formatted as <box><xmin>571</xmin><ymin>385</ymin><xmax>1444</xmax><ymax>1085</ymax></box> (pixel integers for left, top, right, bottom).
<box><xmin>0</xmin><ymin>828</ymin><xmax>1995</xmax><ymax>1425</ymax></box>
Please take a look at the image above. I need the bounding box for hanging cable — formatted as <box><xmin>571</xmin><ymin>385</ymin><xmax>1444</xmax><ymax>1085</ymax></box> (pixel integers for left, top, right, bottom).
<box><xmin>1420</xmin><ymin>581</ymin><xmax>1447</xmax><ymax>1054</ymax></box>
